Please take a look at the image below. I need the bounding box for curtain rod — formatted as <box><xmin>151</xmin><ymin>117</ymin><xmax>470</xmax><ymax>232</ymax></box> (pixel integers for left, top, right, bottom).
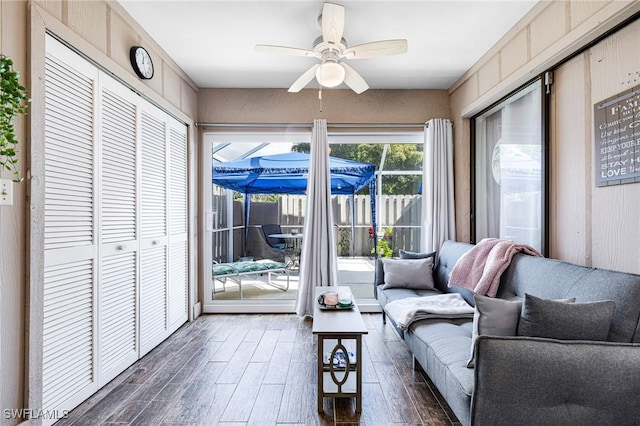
<box><xmin>195</xmin><ymin>122</ymin><xmax>427</xmax><ymax>129</ymax></box>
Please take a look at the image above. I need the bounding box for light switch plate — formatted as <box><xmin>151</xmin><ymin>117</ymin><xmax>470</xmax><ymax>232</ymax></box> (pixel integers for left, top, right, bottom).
<box><xmin>0</xmin><ymin>179</ymin><xmax>14</xmax><ymax>205</ymax></box>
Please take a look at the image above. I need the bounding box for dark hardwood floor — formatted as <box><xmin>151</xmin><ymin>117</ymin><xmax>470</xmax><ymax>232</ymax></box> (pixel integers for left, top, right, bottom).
<box><xmin>58</xmin><ymin>314</ymin><xmax>460</xmax><ymax>426</ymax></box>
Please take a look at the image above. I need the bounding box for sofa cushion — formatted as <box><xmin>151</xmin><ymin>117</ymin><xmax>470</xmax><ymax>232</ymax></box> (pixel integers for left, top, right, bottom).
<box><xmin>382</xmin><ymin>258</ymin><xmax>435</xmax><ymax>290</ymax></box>
<box><xmin>517</xmin><ymin>293</ymin><xmax>615</xmax><ymax>341</ymax></box>
<box><xmin>399</xmin><ymin>249</ymin><xmax>436</xmax><ymax>261</ymax></box>
<box><xmin>406</xmin><ymin>318</ymin><xmax>475</xmax><ymax>426</ymax></box>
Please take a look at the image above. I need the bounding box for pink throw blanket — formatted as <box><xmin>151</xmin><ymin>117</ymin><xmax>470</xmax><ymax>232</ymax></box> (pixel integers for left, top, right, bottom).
<box><xmin>448</xmin><ymin>238</ymin><xmax>543</xmax><ymax>297</ymax></box>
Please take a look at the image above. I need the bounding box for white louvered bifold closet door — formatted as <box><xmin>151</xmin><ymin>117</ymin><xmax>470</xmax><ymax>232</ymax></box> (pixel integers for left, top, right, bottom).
<box><xmin>41</xmin><ymin>35</ymin><xmax>190</xmax><ymax>418</ymax></box>
<box><xmin>97</xmin><ymin>76</ymin><xmax>139</xmax><ymax>385</ymax></box>
<box><xmin>139</xmin><ymin>107</ymin><xmax>169</xmax><ymax>356</ymax></box>
<box><xmin>167</xmin><ymin>123</ymin><xmax>188</xmax><ymax>331</ymax></box>
<box><xmin>43</xmin><ymin>37</ymin><xmax>99</xmax><ymax>416</ymax></box>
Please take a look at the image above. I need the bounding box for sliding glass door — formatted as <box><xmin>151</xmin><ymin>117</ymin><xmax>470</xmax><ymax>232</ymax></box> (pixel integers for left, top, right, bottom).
<box><xmin>201</xmin><ymin>129</ymin><xmax>423</xmax><ymax>313</ymax></box>
<box><xmin>473</xmin><ymin>80</ymin><xmax>545</xmax><ymax>252</ymax></box>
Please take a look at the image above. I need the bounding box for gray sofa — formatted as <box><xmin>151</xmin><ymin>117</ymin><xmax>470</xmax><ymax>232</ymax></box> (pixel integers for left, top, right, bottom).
<box><xmin>376</xmin><ymin>240</ymin><xmax>640</xmax><ymax>426</ymax></box>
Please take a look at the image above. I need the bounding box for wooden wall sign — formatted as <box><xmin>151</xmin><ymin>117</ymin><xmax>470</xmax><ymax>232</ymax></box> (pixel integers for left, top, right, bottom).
<box><xmin>594</xmin><ymin>84</ymin><xmax>640</xmax><ymax>187</ymax></box>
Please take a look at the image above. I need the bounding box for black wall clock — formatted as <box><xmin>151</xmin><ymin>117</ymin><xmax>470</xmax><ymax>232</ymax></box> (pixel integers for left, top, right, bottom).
<box><xmin>129</xmin><ymin>46</ymin><xmax>154</xmax><ymax>80</ymax></box>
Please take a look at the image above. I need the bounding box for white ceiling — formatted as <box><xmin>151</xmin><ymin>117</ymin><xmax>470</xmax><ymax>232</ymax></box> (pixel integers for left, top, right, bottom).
<box><xmin>118</xmin><ymin>0</ymin><xmax>538</xmax><ymax>90</ymax></box>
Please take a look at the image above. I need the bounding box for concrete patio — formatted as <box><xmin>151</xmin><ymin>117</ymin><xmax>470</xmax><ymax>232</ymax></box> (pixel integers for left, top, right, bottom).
<box><xmin>212</xmin><ymin>257</ymin><xmax>376</xmax><ymax>301</ymax></box>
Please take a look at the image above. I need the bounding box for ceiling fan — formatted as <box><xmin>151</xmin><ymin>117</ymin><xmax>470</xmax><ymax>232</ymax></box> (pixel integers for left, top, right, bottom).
<box><xmin>255</xmin><ymin>2</ymin><xmax>408</xmax><ymax>94</ymax></box>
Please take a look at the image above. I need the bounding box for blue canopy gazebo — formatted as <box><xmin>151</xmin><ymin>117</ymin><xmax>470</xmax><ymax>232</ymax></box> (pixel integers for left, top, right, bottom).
<box><xmin>212</xmin><ymin>152</ymin><xmax>377</xmax><ymax>255</ymax></box>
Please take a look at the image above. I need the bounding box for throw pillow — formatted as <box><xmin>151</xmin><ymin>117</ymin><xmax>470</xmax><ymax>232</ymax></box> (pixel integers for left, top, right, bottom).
<box><xmin>382</xmin><ymin>258</ymin><xmax>435</xmax><ymax>290</ymax></box>
<box><xmin>466</xmin><ymin>295</ymin><xmax>522</xmax><ymax>368</ymax></box>
<box><xmin>466</xmin><ymin>294</ymin><xmax>576</xmax><ymax>368</ymax></box>
<box><xmin>517</xmin><ymin>293</ymin><xmax>615</xmax><ymax>341</ymax></box>
<box><xmin>399</xmin><ymin>249</ymin><xmax>436</xmax><ymax>263</ymax></box>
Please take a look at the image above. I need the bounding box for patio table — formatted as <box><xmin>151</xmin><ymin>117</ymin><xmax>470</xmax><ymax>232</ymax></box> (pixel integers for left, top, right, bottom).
<box><xmin>269</xmin><ymin>233</ymin><xmax>303</xmax><ymax>269</ymax></box>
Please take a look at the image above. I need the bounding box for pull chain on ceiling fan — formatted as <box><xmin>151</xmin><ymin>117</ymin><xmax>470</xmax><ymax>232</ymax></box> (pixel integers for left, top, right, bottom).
<box><xmin>255</xmin><ymin>2</ymin><xmax>408</xmax><ymax>94</ymax></box>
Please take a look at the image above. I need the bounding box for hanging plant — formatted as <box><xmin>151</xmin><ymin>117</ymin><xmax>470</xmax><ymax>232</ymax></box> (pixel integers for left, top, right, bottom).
<box><xmin>0</xmin><ymin>54</ymin><xmax>29</xmax><ymax>182</ymax></box>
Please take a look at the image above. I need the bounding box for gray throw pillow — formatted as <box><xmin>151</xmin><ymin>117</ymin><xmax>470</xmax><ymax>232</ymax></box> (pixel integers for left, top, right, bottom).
<box><xmin>467</xmin><ymin>295</ymin><xmax>522</xmax><ymax>368</ymax></box>
<box><xmin>467</xmin><ymin>294</ymin><xmax>576</xmax><ymax>368</ymax></box>
<box><xmin>381</xmin><ymin>258</ymin><xmax>435</xmax><ymax>290</ymax></box>
<box><xmin>399</xmin><ymin>249</ymin><xmax>436</xmax><ymax>263</ymax></box>
<box><xmin>517</xmin><ymin>293</ymin><xmax>615</xmax><ymax>341</ymax></box>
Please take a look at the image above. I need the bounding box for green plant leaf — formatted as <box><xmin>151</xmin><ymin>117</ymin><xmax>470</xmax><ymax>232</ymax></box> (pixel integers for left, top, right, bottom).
<box><xmin>0</xmin><ymin>54</ymin><xmax>28</xmax><ymax>182</ymax></box>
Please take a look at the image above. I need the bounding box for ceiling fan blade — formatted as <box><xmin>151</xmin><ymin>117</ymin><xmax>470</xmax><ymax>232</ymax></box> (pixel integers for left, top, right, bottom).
<box><xmin>321</xmin><ymin>2</ymin><xmax>345</xmax><ymax>46</ymax></box>
<box><xmin>341</xmin><ymin>63</ymin><xmax>369</xmax><ymax>94</ymax></box>
<box><xmin>288</xmin><ymin>64</ymin><xmax>320</xmax><ymax>93</ymax></box>
<box><xmin>342</xmin><ymin>39</ymin><xmax>408</xmax><ymax>59</ymax></box>
<box><xmin>255</xmin><ymin>44</ymin><xmax>320</xmax><ymax>58</ymax></box>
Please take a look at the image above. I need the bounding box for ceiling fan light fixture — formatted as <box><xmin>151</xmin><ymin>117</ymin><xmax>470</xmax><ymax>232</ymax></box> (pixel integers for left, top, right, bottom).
<box><xmin>315</xmin><ymin>62</ymin><xmax>345</xmax><ymax>88</ymax></box>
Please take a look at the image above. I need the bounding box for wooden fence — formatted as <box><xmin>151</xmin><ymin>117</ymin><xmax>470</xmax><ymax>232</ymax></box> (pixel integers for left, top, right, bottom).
<box><xmin>213</xmin><ymin>194</ymin><xmax>422</xmax><ymax>262</ymax></box>
<box><xmin>278</xmin><ymin>194</ymin><xmax>422</xmax><ymax>257</ymax></box>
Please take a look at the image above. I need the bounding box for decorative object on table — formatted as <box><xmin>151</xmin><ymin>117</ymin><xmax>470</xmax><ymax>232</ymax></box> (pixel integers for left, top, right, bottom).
<box><xmin>129</xmin><ymin>46</ymin><xmax>154</xmax><ymax>79</ymax></box>
<box><xmin>255</xmin><ymin>2</ymin><xmax>407</xmax><ymax>94</ymax></box>
<box><xmin>317</xmin><ymin>290</ymin><xmax>353</xmax><ymax>310</ymax></box>
<box><xmin>0</xmin><ymin>54</ymin><xmax>29</xmax><ymax>182</ymax></box>
<box><xmin>337</xmin><ymin>287</ymin><xmax>353</xmax><ymax>307</ymax></box>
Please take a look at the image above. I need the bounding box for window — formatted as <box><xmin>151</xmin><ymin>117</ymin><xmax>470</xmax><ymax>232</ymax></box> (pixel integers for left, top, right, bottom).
<box><xmin>473</xmin><ymin>80</ymin><xmax>545</xmax><ymax>252</ymax></box>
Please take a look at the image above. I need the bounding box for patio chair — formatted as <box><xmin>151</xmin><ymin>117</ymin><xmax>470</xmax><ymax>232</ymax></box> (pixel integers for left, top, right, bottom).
<box><xmin>246</xmin><ymin>226</ymin><xmax>285</xmax><ymax>262</ymax></box>
<box><xmin>261</xmin><ymin>224</ymin><xmax>286</xmax><ymax>249</ymax></box>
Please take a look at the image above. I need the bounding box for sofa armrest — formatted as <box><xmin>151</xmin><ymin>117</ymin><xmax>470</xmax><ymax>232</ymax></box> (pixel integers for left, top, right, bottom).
<box><xmin>472</xmin><ymin>336</ymin><xmax>640</xmax><ymax>426</ymax></box>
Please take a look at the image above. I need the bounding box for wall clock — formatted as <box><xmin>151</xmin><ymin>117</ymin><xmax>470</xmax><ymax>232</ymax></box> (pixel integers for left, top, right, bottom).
<box><xmin>129</xmin><ymin>46</ymin><xmax>154</xmax><ymax>80</ymax></box>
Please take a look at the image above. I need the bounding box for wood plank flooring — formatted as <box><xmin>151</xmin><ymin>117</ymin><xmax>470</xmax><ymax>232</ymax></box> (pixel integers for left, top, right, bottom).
<box><xmin>58</xmin><ymin>314</ymin><xmax>460</xmax><ymax>426</ymax></box>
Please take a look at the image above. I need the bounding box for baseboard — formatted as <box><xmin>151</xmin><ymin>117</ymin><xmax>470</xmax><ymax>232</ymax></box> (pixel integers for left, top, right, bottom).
<box><xmin>192</xmin><ymin>302</ymin><xmax>202</xmax><ymax>319</ymax></box>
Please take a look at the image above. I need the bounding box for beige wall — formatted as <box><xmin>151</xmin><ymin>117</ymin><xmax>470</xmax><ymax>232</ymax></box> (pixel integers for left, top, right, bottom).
<box><xmin>0</xmin><ymin>1</ymin><xmax>197</xmax><ymax>424</ymax></box>
<box><xmin>198</xmin><ymin>88</ymin><xmax>450</xmax><ymax>124</ymax></box>
<box><xmin>552</xmin><ymin>19</ymin><xmax>640</xmax><ymax>273</ymax></box>
<box><xmin>449</xmin><ymin>0</ymin><xmax>640</xmax><ymax>269</ymax></box>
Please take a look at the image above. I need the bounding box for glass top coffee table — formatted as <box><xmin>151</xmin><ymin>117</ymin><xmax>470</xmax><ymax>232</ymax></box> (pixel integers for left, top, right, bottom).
<box><xmin>312</xmin><ymin>286</ymin><xmax>368</xmax><ymax>412</ymax></box>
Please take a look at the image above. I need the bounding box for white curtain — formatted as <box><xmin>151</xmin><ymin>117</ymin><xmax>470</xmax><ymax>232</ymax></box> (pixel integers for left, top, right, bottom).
<box><xmin>421</xmin><ymin>118</ymin><xmax>456</xmax><ymax>253</ymax></box>
<box><xmin>295</xmin><ymin>119</ymin><xmax>339</xmax><ymax>317</ymax></box>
